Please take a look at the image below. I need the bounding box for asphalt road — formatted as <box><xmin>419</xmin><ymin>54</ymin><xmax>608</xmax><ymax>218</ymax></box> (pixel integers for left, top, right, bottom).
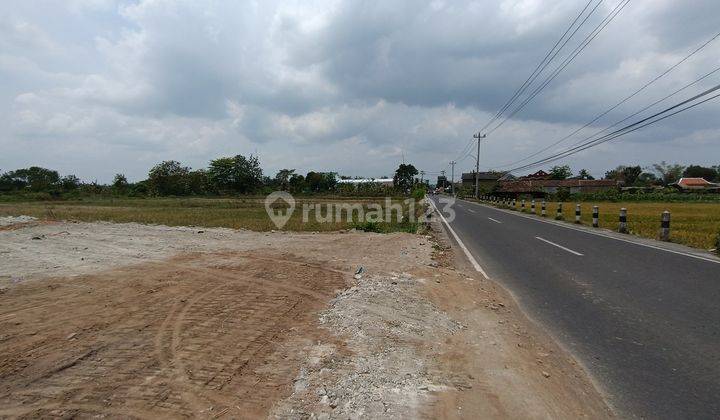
<box><xmin>430</xmin><ymin>196</ymin><xmax>720</xmax><ymax>419</ymax></box>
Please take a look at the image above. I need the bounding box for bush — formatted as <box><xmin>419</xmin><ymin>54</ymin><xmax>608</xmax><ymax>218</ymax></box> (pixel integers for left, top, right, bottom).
<box><xmin>351</xmin><ymin>221</ymin><xmax>388</xmax><ymax>233</ymax></box>
<box><xmin>411</xmin><ymin>185</ymin><xmax>426</xmax><ymax>200</ymax></box>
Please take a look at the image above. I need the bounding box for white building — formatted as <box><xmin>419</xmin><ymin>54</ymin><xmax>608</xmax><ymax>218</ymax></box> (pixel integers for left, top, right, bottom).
<box><xmin>337</xmin><ymin>178</ymin><xmax>394</xmax><ymax>187</ymax></box>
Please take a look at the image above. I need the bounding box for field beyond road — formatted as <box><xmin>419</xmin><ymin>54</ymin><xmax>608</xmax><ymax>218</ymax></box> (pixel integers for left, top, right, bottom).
<box><xmin>0</xmin><ymin>197</ymin><xmax>421</xmax><ymax>233</ymax></box>
<box><xmin>489</xmin><ymin>200</ymin><xmax>720</xmax><ymax>250</ymax></box>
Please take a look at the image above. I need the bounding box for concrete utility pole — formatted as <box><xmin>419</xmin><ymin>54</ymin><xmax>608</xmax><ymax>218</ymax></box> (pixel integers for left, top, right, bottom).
<box><xmin>473</xmin><ymin>132</ymin><xmax>487</xmax><ymax>198</ymax></box>
<box><xmin>449</xmin><ymin>161</ymin><xmax>456</xmax><ymax>195</ymax></box>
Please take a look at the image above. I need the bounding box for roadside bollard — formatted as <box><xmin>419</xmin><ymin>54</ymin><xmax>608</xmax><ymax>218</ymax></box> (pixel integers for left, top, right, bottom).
<box><xmin>575</xmin><ymin>204</ymin><xmax>581</xmax><ymax>224</ymax></box>
<box><xmin>619</xmin><ymin>208</ymin><xmax>628</xmax><ymax>233</ymax></box>
<box><xmin>531</xmin><ymin>199</ymin><xmax>536</xmax><ymax>213</ymax></box>
<box><xmin>592</xmin><ymin>206</ymin><xmax>599</xmax><ymax>228</ymax></box>
<box><xmin>556</xmin><ymin>203</ymin><xmax>563</xmax><ymax>220</ymax></box>
<box><xmin>521</xmin><ymin>199</ymin><xmax>526</xmax><ymax>212</ymax></box>
<box><xmin>541</xmin><ymin>200</ymin><xmax>547</xmax><ymax>217</ymax></box>
<box><xmin>660</xmin><ymin>210</ymin><xmax>670</xmax><ymax>241</ymax></box>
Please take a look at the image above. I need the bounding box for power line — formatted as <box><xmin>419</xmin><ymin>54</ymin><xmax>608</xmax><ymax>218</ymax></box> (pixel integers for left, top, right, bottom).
<box><xmin>493</xmin><ymin>30</ymin><xmax>720</xmax><ymax>168</ymax></box>
<box><xmin>479</xmin><ymin>0</ymin><xmax>599</xmax><ymax>133</ymax></box>
<box><xmin>487</xmin><ymin>0</ymin><xmax>631</xmax><ymax>135</ymax></box>
<box><xmin>454</xmin><ymin>137</ymin><xmax>476</xmax><ymax>161</ymax></box>
<box><xmin>510</xmin><ymin>83</ymin><xmax>720</xmax><ymax>171</ymax></box>
<box><xmin>506</xmin><ymin>83</ymin><xmax>720</xmax><ymax>172</ymax></box>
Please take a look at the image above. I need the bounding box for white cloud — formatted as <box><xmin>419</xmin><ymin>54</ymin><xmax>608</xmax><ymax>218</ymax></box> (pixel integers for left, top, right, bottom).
<box><xmin>1</xmin><ymin>0</ymin><xmax>719</xmax><ymax>182</ymax></box>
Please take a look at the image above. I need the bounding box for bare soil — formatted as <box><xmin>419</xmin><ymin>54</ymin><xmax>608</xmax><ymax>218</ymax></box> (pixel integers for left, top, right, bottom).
<box><xmin>0</xmin><ymin>218</ymin><xmax>612</xmax><ymax>418</ymax></box>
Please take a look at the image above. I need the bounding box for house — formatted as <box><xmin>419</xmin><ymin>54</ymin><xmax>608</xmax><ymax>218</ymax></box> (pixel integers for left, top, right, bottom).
<box><xmin>671</xmin><ymin>177</ymin><xmax>720</xmax><ymax>191</ymax></box>
<box><xmin>461</xmin><ymin>172</ymin><xmax>507</xmax><ymax>190</ymax></box>
<box><xmin>497</xmin><ymin>179</ymin><xmax>618</xmax><ymax>197</ymax></box>
<box><xmin>520</xmin><ymin>170</ymin><xmax>551</xmax><ymax>180</ymax></box>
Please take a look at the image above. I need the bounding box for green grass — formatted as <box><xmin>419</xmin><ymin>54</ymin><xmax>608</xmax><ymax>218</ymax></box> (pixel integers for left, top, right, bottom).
<box><xmin>487</xmin><ymin>199</ymin><xmax>720</xmax><ymax>250</ymax></box>
<box><xmin>0</xmin><ymin>197</ymin><xmax>424</xmax><ymax>233</ymax></box>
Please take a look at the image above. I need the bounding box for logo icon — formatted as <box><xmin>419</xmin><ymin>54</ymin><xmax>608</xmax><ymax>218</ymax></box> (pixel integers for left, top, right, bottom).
<box><xmin>265</xmin><ymin>191</ymin><xmax>296</xmax><ymax>229</ymax></box>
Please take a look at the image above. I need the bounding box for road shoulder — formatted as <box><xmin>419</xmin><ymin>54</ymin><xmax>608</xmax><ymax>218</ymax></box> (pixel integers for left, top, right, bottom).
<box><xmin>427</xmin><ymin>212</ymin><xmax>614</xmax><ymax>418</ymax></box>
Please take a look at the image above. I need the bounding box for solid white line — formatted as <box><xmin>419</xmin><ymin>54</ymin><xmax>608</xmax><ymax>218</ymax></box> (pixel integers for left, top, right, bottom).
<box><xmin>535</xmin><ymin>236</ymin><xmax>584</xmax><ymax>256</ymax></box>
<box><xmin>429</xmin><ymin>199</ymin><xmax>489</xmax><ymax>279</ymax></box>
<box><xmin>466</xmin><ymin>200</ymin><xmax>720</xmax><ymax>265</ymax></box>
<box><xmin>487</xmin><ymin>217</ymin><xmax>502</xmax><ymax>224</ymax></box>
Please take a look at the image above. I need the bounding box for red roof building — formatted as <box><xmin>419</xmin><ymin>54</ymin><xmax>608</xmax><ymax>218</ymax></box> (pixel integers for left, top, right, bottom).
<box><xmin>673</xmin><ymin>177</ymin><xmax>720</xmax><ymax>190</ymax></box>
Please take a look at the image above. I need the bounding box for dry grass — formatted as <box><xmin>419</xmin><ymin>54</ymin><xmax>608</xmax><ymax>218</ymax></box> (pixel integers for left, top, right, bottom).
<box><xmin>0</xmin><ymin>197</ymin><xmax>422</xmax><ymax>233</ymax></box>
<box><xmin>501</xmin><ymin>200</ymin><xmax>720</xmax><ymax>250</ymax></box>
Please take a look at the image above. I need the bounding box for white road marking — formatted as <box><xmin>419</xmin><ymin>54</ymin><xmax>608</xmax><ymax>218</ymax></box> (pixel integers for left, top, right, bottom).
<box><xmin>465</xmin><ymin>200</ymin><xmax>720</xmax><ymax>265</ymax></box>
<box><xmin>535</xmin><ymin>236</ymin><xmax>584</xmax><ymax>256</ymax></box>
<box><xmin>467</xmin><ymin>208</ymin><xmax>476</xmax><ymax>213</ymax></box>
<box><xmin>429</xmin><ymin>199</ymin><xmax>489</xmax><ymax>279</ymax></box>
<box><xmin>487</xmin><ymin>217</ymin><xmax>502</xmax><ymax>224</ymax></box>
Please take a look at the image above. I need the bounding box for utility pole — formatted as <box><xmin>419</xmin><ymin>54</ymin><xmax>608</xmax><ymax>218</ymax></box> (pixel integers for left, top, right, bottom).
<box><xmin>473</xmin><ymin>132</ymin><xmax>487</xmax><ymax>198</ymax></box>
<box><xmin>449</xmin><ymin>161</ymin><xmax>456</xmax><ymax>195</ymax></box>
<box><xmin>440</xmin><ymin>170</ymin><xmax>445</xmax><ymax>188</ymax></box>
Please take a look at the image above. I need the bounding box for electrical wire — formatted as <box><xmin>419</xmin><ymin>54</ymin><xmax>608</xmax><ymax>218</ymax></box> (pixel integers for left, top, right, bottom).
<box><xmin>492</xmin><ymin>30</ymin><xmax>720</xmax><ymax>168</ymax></box>
<box><xmin>480</xmin><ymin>0</ymin><xmax>600</xmax><ymax>133</ymax></box>
<box><xmin>506</xmin><ymin>83</ymin><xmax>720</xmax><ymax>172</ymax></box>
<box><xmin>487</xmin><ymin>0</ymin><xmax>631</xmax><ymax>135</ymax></box>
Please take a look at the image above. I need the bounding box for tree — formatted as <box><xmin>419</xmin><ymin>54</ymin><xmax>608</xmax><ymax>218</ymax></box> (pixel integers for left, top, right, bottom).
<box><xmin>604</xmin><ymin>165</ymin><xmax>642</xmax><ymax>186</ymax></box>
<box><xmin>636</xmin><ymin>172</ymin><xmax>658</xmax><ymax>186</ymax></box>
<box><xmin>393</xmin><ymin>164</ymin><xmax>418</xmax><ymax>191</ymax></box>
<box><xmin>274</xmin><ymin>169</ymin><xmax>296</xmax><ymax>191</ymax></box>
<box><xmin>186</xmin><ymin>169</ymin><xmax>210</xmax><ymax>195</ymax></box>
<box><xmin>549</xmin><ymin>165</ymin><xmax>572</xmax><ymax>180</ymax></box>
<box><xmin>207</xmin><ymin>154</ymin><xmax>263</xmax><ymax>194</ymax></box>
<box><xmin>305</xmin><ymin>171</ymin><xmax>337</xmax><ymax>192</ymax></box>
<box><xmin>112</xmin><ymin>174</ymin><xmax>129</xmax><ymax>192</ymax></box>
<box><xmin>6</xmin><ymin>167</ymin><xmax>60</xmax><ymax>191</ymax></box>
<box><xmin>682</xmin><ymin>165</ymin><xmax>718</xmax><ymax>181</ymax></box>
<box><xmin>577</xmin><ymin>169</ymin><xmax>594</xmax><ymax>180</ymax></box>
<box><xmin>60</xmin><ymin>175</ymin><xmax>81</xmax><ymax>191</ymax></box>
<box><xmin>652</xmin><ymin>161</ymin><xmax>685</xmax><ymax>185</ymax></box>
<box><xmin>288</xmin><ymin>174</ymin><xmax>306</xmax><ymax>193</ymax></box>
<box><xmin>147</xmin><ymin>161</ymin><xmax>191</xmax><ymax>196</ymax></box>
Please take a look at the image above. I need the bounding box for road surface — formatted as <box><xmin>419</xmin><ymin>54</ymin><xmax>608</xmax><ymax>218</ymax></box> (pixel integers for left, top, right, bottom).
<box><xmin>430</xmin><ymin>196</ymin><xmax>720</xmax><ymax>419</ymax></box>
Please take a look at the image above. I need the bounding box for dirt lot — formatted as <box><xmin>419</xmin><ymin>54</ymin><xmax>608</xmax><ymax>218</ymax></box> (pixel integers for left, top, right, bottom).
<box><xmin>0</xmin><ymin>216</ymin><xmax>612</xmax><ymax>418</ymax></box>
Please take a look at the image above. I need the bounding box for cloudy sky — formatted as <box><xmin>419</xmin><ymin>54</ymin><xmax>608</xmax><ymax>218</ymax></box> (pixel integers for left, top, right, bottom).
<box><xmin>1</xmin><ymin>0</ymin><xmax>719</xmax><ymax>182</ymax></box>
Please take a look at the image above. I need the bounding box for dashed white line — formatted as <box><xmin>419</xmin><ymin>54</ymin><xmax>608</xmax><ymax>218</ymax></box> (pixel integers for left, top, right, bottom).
<box><xmin>487</xmin><ymin>217</ymin><xmax>502</xmax><ymax>224</ymax></box>
<box><xmin>429</xmin><ymin>199</ymin><xmax>489</xmax><ymax>279</ymax></box>
<box><xmin>467</xmin><ymin>208</ymin><xmax>476</xmax><ymax>213</ymax></box>
<box><xmin>535</xmin><ymin>236</ymin><xmax>584</xmax><ymax>256</ymax></box>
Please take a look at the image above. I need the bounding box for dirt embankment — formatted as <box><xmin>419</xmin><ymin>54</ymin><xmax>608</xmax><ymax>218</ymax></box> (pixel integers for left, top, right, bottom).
<box><xmin>0</xmin><ymin>218</ymin><xmax>612</xmax><ymax>418</ymax></box>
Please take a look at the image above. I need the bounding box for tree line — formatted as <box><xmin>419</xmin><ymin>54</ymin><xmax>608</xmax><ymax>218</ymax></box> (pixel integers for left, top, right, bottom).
<box><xmin>544</xmin><ymin>162</ymin><xmax>720</xmax><ymax>186</ymax></box>
<box><xmin>1</xmin><ymin>156</ymin><xmax>424</xmax><ymax>198</ymax></box>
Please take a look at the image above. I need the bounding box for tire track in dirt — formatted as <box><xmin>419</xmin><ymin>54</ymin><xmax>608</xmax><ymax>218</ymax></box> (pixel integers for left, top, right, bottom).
<box><xmin>0</xmin><ymin>250</ymin><xmax>347</xmax><ymax>418</ymax></box>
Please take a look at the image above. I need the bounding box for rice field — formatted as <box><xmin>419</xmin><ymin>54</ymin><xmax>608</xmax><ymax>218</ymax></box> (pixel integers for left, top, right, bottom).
<box><xmin>492</xmin><ymin>199</ymin><xmax>720</xmax><ymax>250</ymax></box>
<box><xmin>0</xmin><ymin>197</ymin><xmax>424</xmax><ymax>233</ymax></box>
